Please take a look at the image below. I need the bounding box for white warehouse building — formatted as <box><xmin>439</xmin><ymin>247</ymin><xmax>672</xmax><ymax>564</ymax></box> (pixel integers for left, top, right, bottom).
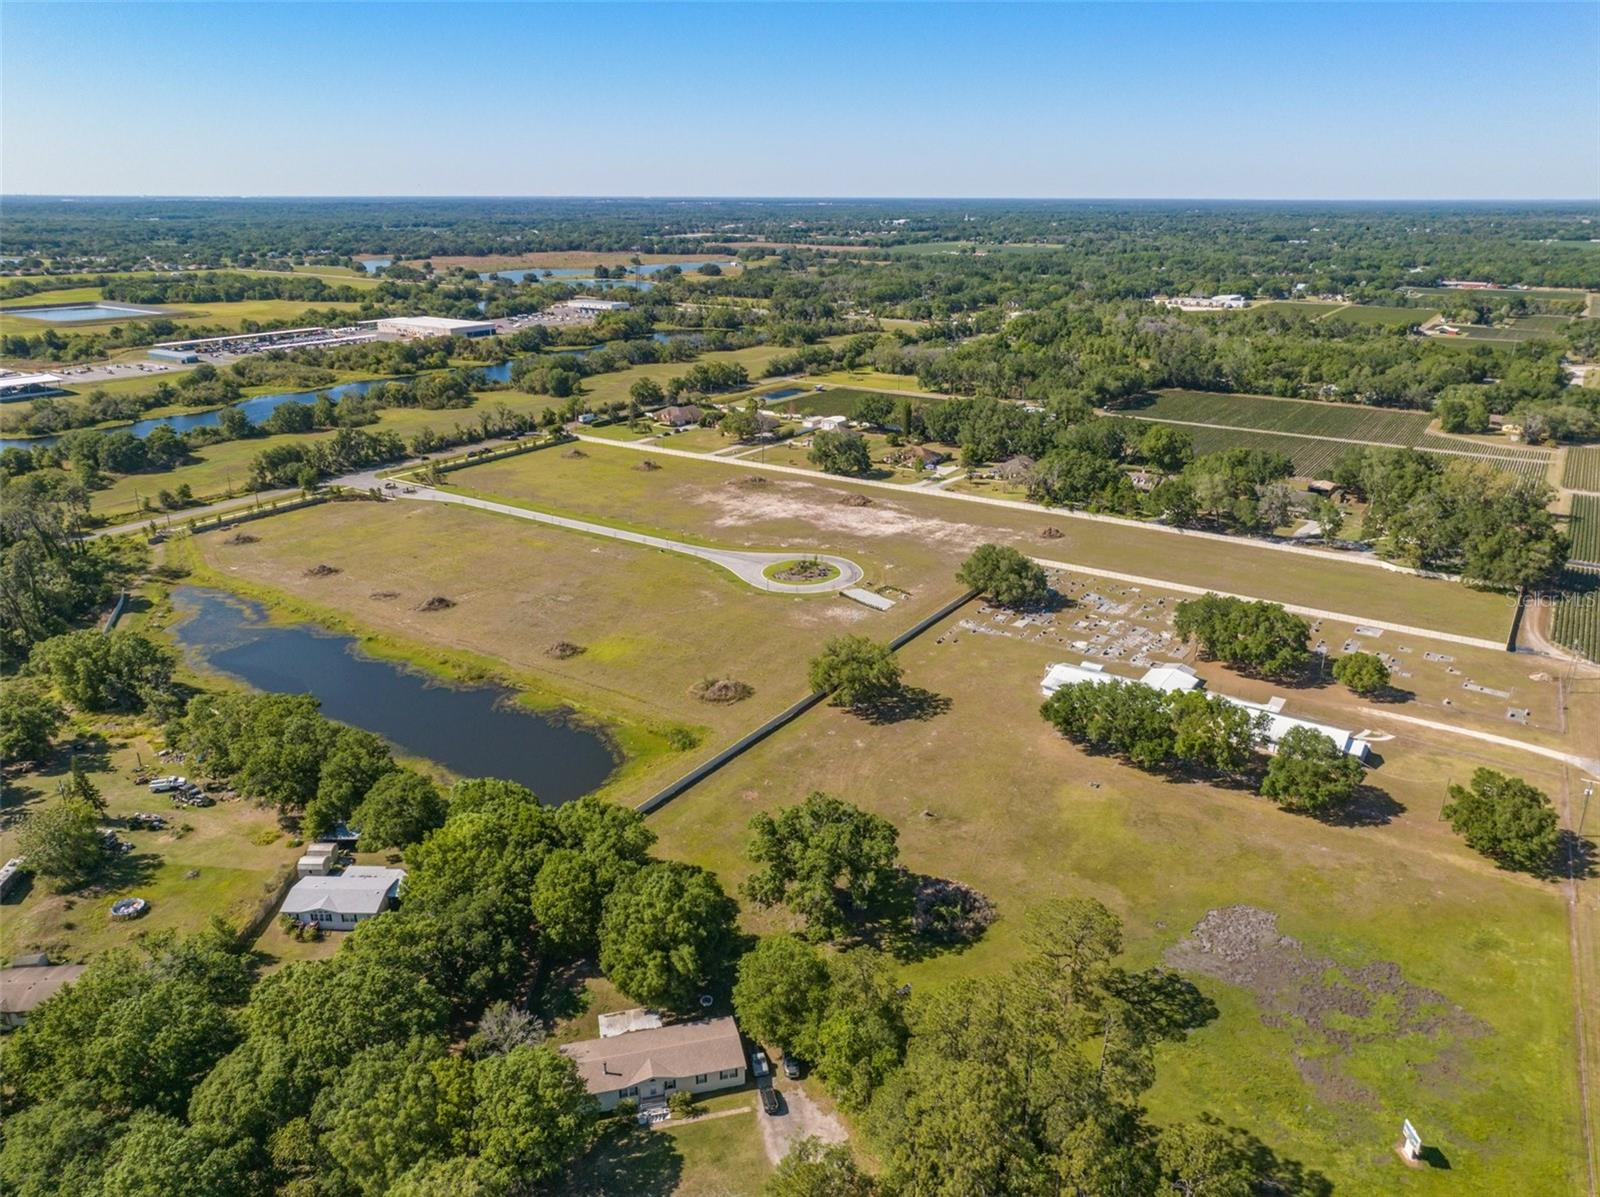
<box><xmin>375</xmin><ymin>315</ymin><xmax>496</xmax><ymax>340</ymax></box>
<box><xmin>556</xmin><ymin>297</ymin><xmax>631</xmax><ymax>314</ymax></box>
<box><xmin>1040</xmin><ymin>660</ymin><xmax>1370</xmax><ymax>761</ymax></box>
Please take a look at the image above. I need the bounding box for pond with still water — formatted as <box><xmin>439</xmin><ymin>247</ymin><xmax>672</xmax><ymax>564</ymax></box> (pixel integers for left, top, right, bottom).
<box><xmin>6</xmin><ymin>302</ymin><xmax>165</xmax><ymax>323</ymax></box>
<box><xmin>170</xmin><ymin>587</ymin><xmax>617</xmax><ymax>803</ymax></box>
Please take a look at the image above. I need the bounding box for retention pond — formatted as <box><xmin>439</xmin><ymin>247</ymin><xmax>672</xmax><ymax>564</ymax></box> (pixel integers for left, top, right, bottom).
<box><xmin>170</xmin><ymin>586</ymin><xmax>617</xmax><ymax>803</ymax></box>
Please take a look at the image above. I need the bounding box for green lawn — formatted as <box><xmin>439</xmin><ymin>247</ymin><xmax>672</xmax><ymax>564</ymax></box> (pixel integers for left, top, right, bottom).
<box><xmin>0</xmin><ymin>726</ymin><xmax>301</xmax><ymax>965</ymax></box>
<box><xmin>805</xmin><ymin>369</ymin><xmax>931</xmax><ymax>393</ymax></box>
<box><xmin>643</xmin><ymin>624</ymin><xmax>1588</xmax><ymax>1196</ymax></box>
<box><xmin>556</xmin><ymin>1092</ymin><xmax>771</xmax><ymax>1197</ymax></box>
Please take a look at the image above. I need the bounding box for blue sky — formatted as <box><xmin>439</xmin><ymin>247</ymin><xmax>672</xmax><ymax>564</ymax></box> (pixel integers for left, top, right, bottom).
<box><xmin>2</xmin><ymin>2</ymin><xmax>1595</xmax><ymax>199</ymax></box>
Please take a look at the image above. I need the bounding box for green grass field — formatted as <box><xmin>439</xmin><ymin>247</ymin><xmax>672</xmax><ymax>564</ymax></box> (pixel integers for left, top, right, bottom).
<box><xmin>1320</xmin><ymin>304</ymin><xmax>1434</xmax><ymax>327</ymax></box>
<box><xmin>556</xmin><ymin>1091</ymin><xmax>772</xmax><ymax>1196</ymax></box>
<box><xmin>642</xmin><ymin>620</ymin><xmax>1588</xmax><ymax>1196</ymax></box>
<box><xmin>764</xmin><ymin>387</ymin><xmax>926</xmax><ymax>421</ymax></box>
<box><xmin>446</xmin><ymin>439</ymin><xmax>1515</xmax><ymax>641</ymax></box>
<box><xmin>186</xmin><ymin>490</ymin><xmax>945</xmax><ymax>800</ymax></box>
<box><xmin>803</xmin><ymin>369</ymin><xmax>931</xmax><ymax>392</ymax></box>
<box><xmin>1564</xmin><ymin>447</ymin><xmax>1600</xmax><ymax>492</ymax></box>
<box><xmin>0</xmin><ymin>728</ymin><xmax>301</xmax><ymax>964</ymax></box>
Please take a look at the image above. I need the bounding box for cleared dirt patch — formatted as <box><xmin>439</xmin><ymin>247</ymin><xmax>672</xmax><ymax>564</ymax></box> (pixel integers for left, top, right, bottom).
<box><xmin>692</xmin><ymin>479</ymin><xmax>971</xmax><ymax>546</ymax></box>
<box><xmin>839</xmin><ymin>493</ymin><xmax>872</xmax><ymax>507</ymax></box>
<box><xmin>1165</xmin><ymin>906</ymin><xmax>1487</xmax><ymax>1107</ymax></box>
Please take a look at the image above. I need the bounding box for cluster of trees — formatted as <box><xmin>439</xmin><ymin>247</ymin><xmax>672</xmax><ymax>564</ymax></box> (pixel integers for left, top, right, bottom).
<box><xmin>1333</xmin><ymin>449</ymin><xmax>1565</xmax><ymax>587</ymax></box>
<box><xmin>737</xmin><ymin>898</ymin><xmax>1321</xmax><ymax>1196</ymax></box>
<box><xmin>247</xmin><ymin>427</ymin><xmax>408</xmax><ymax>489</ymax></box>
<box><xmin>0</xmin><ymin>772</ymin><xmax>752</xmax><ymax>1196</ymax></box>
<box><xmin>956</xmin><ymin>543</ymin><xmax>1051</xmax><ymax>607</ymax></box>
<box><xmin>1041</xmin><ymin>682</ymin><xmax>1365</xmax><ymax>815</ymax></box>
<box><xmin>1442</xmin><ymin>767</ymin><xmax>1562</xmax><ymax>875</ymax></box>
<box><xmin>807</xmin><ymin>636</ymin><xmax>904</xmax><ymax>710</ymax></box>
<box><xmin>744</xmin><ymin>792</ymin><xmax>901</xmax><ymax>941</ymax></box>
<box><xmin>176</xmin><ymin>692</ymin><xmax>440</xmax><ymax>848</ymax></box>
<box><xmin>1173</xmin><ymin>594</ymin><xmax>1311</xmax><ymax>678</ymax></box>
<box><xmin>28</xmin><ymin>629</ymin><xmax>175</xmax><ymax>715</ymax></box>
<box><xmin>808</xmin><ymin>429</ymin><xmax>873</xmax><ymax>477</ymax></box>
<box><xmin>666</xmin><ymin>360</ymin><xmax>750</xmax><ymax>401</ymax></box>
<box><xmin>0</xmin><ymin>473</ymin><xmax>126</xmax><ymax>657</ymax></box>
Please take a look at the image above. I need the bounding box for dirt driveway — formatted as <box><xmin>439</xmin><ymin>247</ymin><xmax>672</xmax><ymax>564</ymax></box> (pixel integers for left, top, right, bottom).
<box><xmin>757</xmin><ymin>1083</ymin><xmax>849</xmax><ymax>1165</ymax></box>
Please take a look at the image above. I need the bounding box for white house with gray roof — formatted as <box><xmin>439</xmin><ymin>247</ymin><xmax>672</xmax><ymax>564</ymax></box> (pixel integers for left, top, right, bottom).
<box><xmin>560</xmin><ymin>1016</ymin><xmax>747</xmax><ymax>1110</ymax></box>
<box><xmin>280</xmin><ymin>865</ymin><xmax>404</xmax><ymax>929</ymax></box>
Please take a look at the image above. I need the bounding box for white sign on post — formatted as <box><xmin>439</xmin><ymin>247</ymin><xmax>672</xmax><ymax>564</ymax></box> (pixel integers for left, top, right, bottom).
<box><xmin>1402</xmin><ymin>1119</ymin><xmax>1422</xmax><ymax>1160</ymax></box>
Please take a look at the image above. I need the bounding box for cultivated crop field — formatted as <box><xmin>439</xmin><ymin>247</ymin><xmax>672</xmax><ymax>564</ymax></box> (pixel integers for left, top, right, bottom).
<box><xmin>1130</xmin><ymin>389</ymin><xmax>1432</xmax><ymax>444</ymax></box>
<box><xmin>1565</xmin><ymin>446</ymin><xmax>1600</xmax><ymax>492</ymax></box>
<box><xmin>1320</xmin><ymin>303</ymin><xmax>1431</xmax><ymax>327</ymax></box>
<box><xmin>763</xmin><ymin>387</ymin><xmax>924</xmax><ymax>419</ymax></box>
<box><xmin>1551</xmin><ymin>568</ymin><xmax>1600</xmax><ymax>663</ymax></box>
<box><xmin>1569</xmin><ymin>495</ymin><xmax>1600</xmax><ymax>565</ymax></box>
<box><xmin>1124</xmin><ymin>390</ymin><xmax>1553</xmax><ymax>479</ymax></box>
<box><xmin>1183</xmin><ymin>426</ymin><xmax>1354</xmax><ymax>478</ymax></box>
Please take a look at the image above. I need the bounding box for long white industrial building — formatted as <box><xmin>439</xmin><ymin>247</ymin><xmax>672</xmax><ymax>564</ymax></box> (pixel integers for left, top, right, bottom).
<box><xmin>375</xmin><ymin>315</ymin><xmax>496</xmax><ymax>339</ymax></box>
<box><xmin>1039</xmin><ymin>660</ymin><xmax>1370</xmax><ymax>761</ymax></box>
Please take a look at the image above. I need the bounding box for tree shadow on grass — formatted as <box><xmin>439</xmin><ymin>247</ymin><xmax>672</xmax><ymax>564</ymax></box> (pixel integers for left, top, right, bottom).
<box><xmin>857</xmin><ymin>869</ymin><xmax>997</xmax><ymax>965</ymax></box>
<box><xmin>92</xmin><ymin>849</ymin><xmax>163</xmax><ymax>894</ymax></box>
<box><xmin>1315</xmin><ymin>783</ymin><xmax>1405</xmax><ymax>828</ymax></box>
<box><xmin>1558</xmin><ymin>829</ymin><xmax>1597</xmax><ymax>881</ymax></box>
<box><xmin>1367</xmin><ymin>685</ymin><xmax>1417</xmax><ymax>704</ymax></box>
<box><xmin>530</xmin><ymin>958</ymin><xmax>600</xmax><ymax>1027</ymax></box>
<box><xmin>556</xmin><ymin>1122</ymin><xmax>684</xmax><ymax>1197</ymax></box>
<box><xmin>854</xmin><ymin>686</ymin><xmax>952</xmax><ymax>726</ymax></box>
<box><xmin>1106</xmin><ymin>967</ymin><xmax>1219</xmax><ymax>1042</ymax></box>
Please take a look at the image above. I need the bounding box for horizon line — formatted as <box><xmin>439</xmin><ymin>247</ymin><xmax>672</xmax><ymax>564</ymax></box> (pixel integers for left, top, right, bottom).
<box><xmin>4</xmin><ymin>193</ymin><xmax>1598</xmax><ymax>206</ymax></box>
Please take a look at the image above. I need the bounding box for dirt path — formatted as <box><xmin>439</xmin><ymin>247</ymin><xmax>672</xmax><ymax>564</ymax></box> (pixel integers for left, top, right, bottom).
<box><xmin>400</xmin><ymin>484</ymin><xmax>865</xmax><ymax>594</ymax></box>
<box><xmin>757</xmin><ymin>1084</ymin><xmax>848</xmax><ymax>1166</ymax></box>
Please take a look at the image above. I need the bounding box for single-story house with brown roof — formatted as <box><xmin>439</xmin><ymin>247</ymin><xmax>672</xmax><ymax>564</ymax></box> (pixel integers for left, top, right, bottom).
<box><xmin>656</xmin><ymin>405</ymin><xmax>704</xmax><ymax>428</ymax></box>
<box><xmin>896</xmin><ymin>444</ymin><xmax>948</xmax><ymax>468</ymax></box>
<box><xmin>559</xmin><ymin>1015</ymin><xmax>747</xmax><ymax>1110</ymax></box>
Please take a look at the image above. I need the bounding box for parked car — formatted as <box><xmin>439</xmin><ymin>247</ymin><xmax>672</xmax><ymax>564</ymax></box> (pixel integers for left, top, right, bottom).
<box><xmin>148</xmin><ymin>776</ymin><xmax>186</xmax><ymax>793</ymax></box>
<box><xmin>782</xmin><ymin>1054</ymin><xmax>803</xmax><ymax>1081</ymax></box>
<box><xmin>761</xmin><ymin>1085</ymin><xmax>781</xmax><ymax>1116</ymax></box>
<box><xmin>750</xmin><ymin>1050</ymin><xmax>769</xmax><ymax>1078</ymax></box>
